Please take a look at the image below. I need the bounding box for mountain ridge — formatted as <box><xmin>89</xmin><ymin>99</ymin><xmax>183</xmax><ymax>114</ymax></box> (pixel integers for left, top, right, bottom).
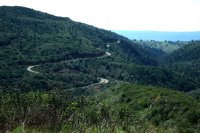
<box><xmin>0</xmin><ymin>6</ymin><xmax>199</xmax><ymax>91</ymax></box>
<box><xmin>0</xmin><ymin>6</ymin><xmax>200</xmax><ymax>132</ymax></box>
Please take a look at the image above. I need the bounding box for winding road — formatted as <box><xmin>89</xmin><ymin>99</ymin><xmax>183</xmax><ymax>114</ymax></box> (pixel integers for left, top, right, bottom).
<box><xmin>27</xmin><ymin>65</ymin><xmax>40</xmax><ymax>74</ymax></box>
<box><xmin>27</xmin><ymin>52</ymin><xmax>111</xmax><ymax>84</ymax></box>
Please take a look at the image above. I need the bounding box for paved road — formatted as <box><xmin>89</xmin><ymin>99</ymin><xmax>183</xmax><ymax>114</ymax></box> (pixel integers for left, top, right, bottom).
<box><xmin>99</xmin><ymin>78</ymin><xmax>109</xmax><ymax>83</ymax></box>
<box><xmin>27</xmin><ymin>52</ymin><xmax>111</xmax><ymax>84</ymax></box>
<box><xmin>27</xmin><ymin>65</ymin><xmax>40</xmax><ymax>74</ymax></box>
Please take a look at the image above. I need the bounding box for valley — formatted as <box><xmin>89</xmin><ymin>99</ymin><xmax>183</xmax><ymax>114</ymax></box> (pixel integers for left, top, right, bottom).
<box><xmin>0</xmin><ymin>6</ymin><xmax>200</xmax><ymax>133</ymax></box>
<box><xmin>133</xmin><ymin>39</ymin><xmax>189</xmax><ymax>53</ymax></box>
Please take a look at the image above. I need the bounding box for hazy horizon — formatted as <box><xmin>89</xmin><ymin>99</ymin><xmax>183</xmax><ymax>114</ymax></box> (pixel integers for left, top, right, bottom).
<box><xmin>112</xmin><ymin>30</ymin><xmax>200</xmax><ymax>41</ymax></box>
<box><xmin>113</xmin><ymin>30</ymin><xmax>200</xmax><ymax>32</ymax></box>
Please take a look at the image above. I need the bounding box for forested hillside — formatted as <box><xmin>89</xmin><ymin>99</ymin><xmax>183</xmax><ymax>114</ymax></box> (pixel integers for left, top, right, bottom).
<box><xmin>163</xmin><ymin>41</ymin><xmax>200</xmax><ymax>62</ymax></box>
<box><xmin>35</xmin><ymin>57</ymin><xmax>199</xmax><ymax>92</ymax></box>
<box><xmin>0</xmin><ymin>6</ymin><xmax>111</xmax><ymax>64</ymax></box>
<box><xmin>0</xmin><ymin>6</ymin><xmax>163</xmax><ymax>90</ymax></box>
<box><xmin>161</xmin><ymin>41</ymin><xmax>200</xmax><ymax>83</ymax></box>
<box><xmin>0</xmin><ymin>6</ymin><xmax>158</xmax><ymax>90</ymax></box>
<box><xmin>134</xmin><ymin>39</ymin><xmax>188</xmax><ymax>53</ymax></box>
<box><xmin>0</xmin><ymin>6</ymin><xmax>200</xmax><ymax>132</ymax></box>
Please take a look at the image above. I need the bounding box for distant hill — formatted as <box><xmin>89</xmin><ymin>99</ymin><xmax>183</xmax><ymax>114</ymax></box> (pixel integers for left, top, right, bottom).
<box><xmin>112</xmin><ymin>30</ymin><xmax>200</xmax><ymax>41</ymax></box>
<box><xmin>163</xmin><ymin>41</ymin><xmax>200</xmax><ymax>62</ymax></box>
<box><xmin>162</xmin><ymin>41</ymin><xmax>200</xmax><ymax>82</ymax></box>
<box><xmin>134</xmin><ymin>40</ymin><xmax>188</xmax><ymax>53</ymax></box>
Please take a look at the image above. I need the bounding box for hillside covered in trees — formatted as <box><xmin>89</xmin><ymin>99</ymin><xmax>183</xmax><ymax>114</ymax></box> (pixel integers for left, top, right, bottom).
<box><xmin>0</xmin><ymin>6</ymin><xmax>200</xmax><ymax>132</ymax></box>
<box><xmin>161</xmin><ymin>41</ymin><xmax>200</xmax><ymax>83</ymax></box>
<box><xmin>134</xmin><ymin>39</ymin><xmax>188</xmax><ymax>53</ymax></box>
<box><xmin>161</xmin><ymin>41</ymin><xmax>200</xmax><ymax>99</ymax></box>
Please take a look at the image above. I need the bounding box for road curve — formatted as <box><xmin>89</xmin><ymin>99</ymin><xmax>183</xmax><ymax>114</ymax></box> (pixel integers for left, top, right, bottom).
<box><xmin>27</xmin><ymin>52</ymin><xmax>111</xmax><ymax>85</ymax></box>
<box><xmin>99</xmin><ymin>78</ymin><xmax>109</xmax><ymax>83</ymax></box>
<box><xmin>27</xmin><ymin>65</ymin><xmax>40</xmax><ymax>74</ymax></box>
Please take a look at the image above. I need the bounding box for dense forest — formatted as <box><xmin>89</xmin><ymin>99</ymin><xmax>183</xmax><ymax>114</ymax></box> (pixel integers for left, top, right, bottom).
<box><xmin>0</xmin><ymin>6</ymin><xmax>200</xmax><ymax>132</ymax></box>
<box><xmin>160</xmin><ymin>41</ymin><xmax>200</xmax><ymax>99</ymax></box>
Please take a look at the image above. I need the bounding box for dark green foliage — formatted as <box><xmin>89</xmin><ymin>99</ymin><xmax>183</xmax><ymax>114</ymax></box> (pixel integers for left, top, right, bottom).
<box><xmin>0</xmin><ymin>64</ymin><xmax>99</xmax><ymax>91</ymax></box>
<box><xmin>187</xmin><ymin>89</ymin><xmax>200</xmax><ymax>99</ymax></box>
<box><xmin>1</xmin><ymin>6</ymin><xmax>131</xmax><ymax>66</ymax></box>
<box><xmin>58</xmin><ymin>57</ymin><xmax>199</xmax><ymax>92</ymax></box>
<box><xmin>161</xmin><ymin>41</ymin><xmax>200</xmax><ymax>82</ymax></box>
<box><xmin>0</xmin><ymin>6</ymin><xmax>105</xmax><ymax>65</ymax></box>
<box><xmin>167</xmin><ymin>59</ymin><xmax>200</xmax><ymax>83</ymax></box>
<box><xmin>141</xmin><ymin>45</ymin><xmax>166</xmax><ymax>57</ymax></box>
<box><xmin>1</xmin><ymin>6</ymin><xmax>200</xmax><ymax>132</ymax></box>
<box><xmin>0</xmin><ymin>6</ymin><xmax>159</xmax><ymax>90</ymax></box>
<box><xmin>109</xmin><ymin>39</ymin><xmax>158</xmax><ymax>66</ymax></box>
<box><xmin>163</xmin><ymin>41</ymin><xmax>200</xmax><ymax>62</ymax></box>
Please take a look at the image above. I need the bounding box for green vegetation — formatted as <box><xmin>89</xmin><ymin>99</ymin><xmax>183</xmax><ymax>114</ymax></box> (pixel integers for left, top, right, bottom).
<box><xmin>161</xmin><ymin>41</ymin><xmax>200</xmax><ymax>83</ymax></box>
<box><xmin>0</xmin><ymin>6</ymin><xmax>158</xmax><ymax>90</ymax></box>
<box><xmin>162</xmin><ymin>41</ymin><xmax>200</xmax><ymax>62</ymax></box>
<box><xmin>37</xmin><ymin>57</ymin><xmax>199</xmax><ymax>92</ymax></box>
<box><xmin>95</xmin><ymin>82</ymin><xmax>200</xmax><ymax>132</ymax></box>
<box><xmin>187</xmin><ymin>89</ymin><xmax>200</xmax><ymax>100</ymax></box>
<box><xmin>0</xmin><ymin>6</ymin><xmax>110</xmax><ymax>65</ymax></box>
<box><xmin>0</xmin><ymin>6</ymin><xmax>200</xmax><ymax>132</ymax></box>
<box><xmin>1</xmin><ymin>82</ymin><xmax>199</xmax><ymax>133</ymax></box>
<box><xmin>134</xmin><ymin>39</ymin><xmax>189</xmax><ymax>53</ymax></box>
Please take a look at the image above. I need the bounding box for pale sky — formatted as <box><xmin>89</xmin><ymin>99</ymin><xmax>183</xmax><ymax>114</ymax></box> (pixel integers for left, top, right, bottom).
<box><xmin>1</xmin><ymin>0</ymin><xmax>200</xmax><ymax>31</ymax></box>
